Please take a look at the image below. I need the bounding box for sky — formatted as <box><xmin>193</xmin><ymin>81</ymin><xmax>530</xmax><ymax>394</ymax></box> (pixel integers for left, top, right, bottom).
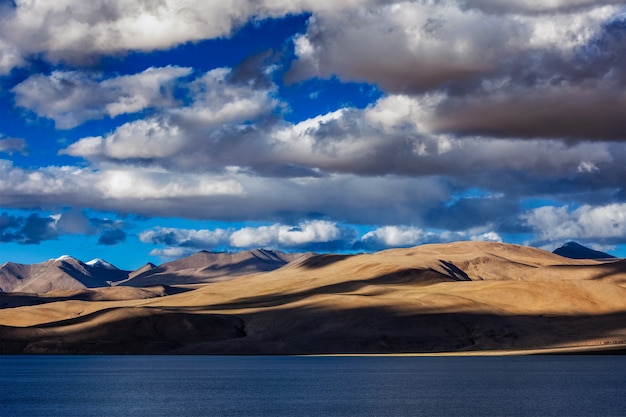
<box><xmin>1</xmin><ymin>0</ymin><xmax>626</xmax><ymax>270</ymax></box>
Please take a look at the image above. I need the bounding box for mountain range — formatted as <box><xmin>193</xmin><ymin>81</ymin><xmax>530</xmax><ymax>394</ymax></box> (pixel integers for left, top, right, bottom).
<box><xmin>0</xmin><ymin>249</ymin><xmax>306</xmax><ymax>293</ymax></box>
<box><xmin>0</xmin><ymin>256</ymin><xmax>127</xmax><ymax>293</ymax></box>
<box><xmin>0</xmin><ymin>241</ymin><xmax>625</xmax><ymax>355</ymax></box>
<box><xmin>1</xmin><ymin>242</ymin><xmax>614</xmax><ymax>293</ymax></box>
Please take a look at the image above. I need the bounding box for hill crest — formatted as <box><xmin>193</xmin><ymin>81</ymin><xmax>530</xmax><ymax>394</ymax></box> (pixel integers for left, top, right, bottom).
<box><xmin>1</xmin><ymin>242</ymin><xmax>621</xmax><ymax>293</ymax></box>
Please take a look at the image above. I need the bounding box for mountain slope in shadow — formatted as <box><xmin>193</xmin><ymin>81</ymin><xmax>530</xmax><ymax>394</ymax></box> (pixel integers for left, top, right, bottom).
<box><xmin>553</xmin><ymin>241</ymin><xmax>616</xmax><ymax>260</ymax></box>
<box><xmin>0</xmin><ymin>257</ymin><xmax>129</xmax><ymax>293</ymax></box>
<box><xmin>117</xmin><ymin>249</ymin><xmax>311</xmax><ymax>287</ymax></box>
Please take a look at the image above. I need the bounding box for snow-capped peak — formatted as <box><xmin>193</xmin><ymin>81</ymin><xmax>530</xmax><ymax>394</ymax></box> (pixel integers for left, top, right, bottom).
<box><xmin>86</xmin><ymin>258</ymin><xmax>119</xmax><ymax>270</ymax></box>
<box><xmin>54</xmin><ymin>255</ymin><xmax>78</xmax><ymax>262</ymax></box>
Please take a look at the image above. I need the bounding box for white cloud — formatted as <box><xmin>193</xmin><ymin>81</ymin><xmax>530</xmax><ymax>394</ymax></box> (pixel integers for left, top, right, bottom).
<box><xmin>149</xmin><ymin>247</ymin><xmax>196</xmax><ymax>259</ymax></box>
<box><xmin>13</xmin><ymin>66</ymin><xmax>192</xmax><ymax>128</ymax></box>
<box><xmin>2</xmin><ymin>3</ymin><xmax>625</xmax><ymax>243</ymax></box>
<box><xmin>1</xmin><ymin>1</ymin><xmax>254</xmax><ymax>65</ymax></box>
<box><xmin>64</xmin><ymin>118</ymin><xmax>185</xmax><ymax>160</ymax></box>
<box><xmin>577</xmin><ymin>161</ymin><xmax>600</xmax><ymax>173</ymax></box>
<box><xmin>0</xmin><ymin>0</ymin><xmax>389</xmax><ymax>73</ymax></box>
<box><xmin>523</xmin><ymin>203</ymin><xmax>626</xmax><ymax>241</ymax></box>
<box><xmin>140</xmin><ymin>227</ymin><xmax>231</xmax><ymax>248</ymax></box>
<box><xmin>11</xmin><ymin>73</ymin><xmax>618</xmax><ymax>227</ymax></box>
<box><xmin>0</xmin><ymin>0</ymin><xmax>621</xmax><ymax>84</ymax></box>
<box><xmin>361</xmin><ymin>226</ymin><xmax>434</xmax><ymax>248</ymax></box>
<box><xmin>96</xmin><ymin>168</ymin><xmax>244</xmax><ymax>200</ymax></box>
<box><xmin>0</xmin><ymin>155</ymin><xmax>452</xmax><ymax>224</ymax></box>
<box><xmin>470</xmin><ymin>231</ymin><xmax>503</xmax><ymax>243</ymax></box>
<box><xmin>0</xmin><ymin>159</ymin><xmax>243</xmax><ymax>213</ymax></box>
<box><xmin>230</xmin><ymin>220</ymin><xmax>344</xmax><ymax>248</ymax></box>
<box><xmin>139</xmin><ymin>220</ymin><xmax>353</xmax><ymax>255</ymax></box>
<box><xmin>5</xmin><ymin>73</ymin><xmax>622</xmax><ymax>228</ymax></box>
<box><xmin>356</xmin><ymin>225</ymin><xmax>504</xmax><ymax>251</ymax></box>
<box><xmin>0</xmin><ymin>37</ymin><xmax>24</xmax><ymax>75</ymax></box>
<box><xmin>136</xmin><ymin>215</ymin><xmax>510</xmax><ymax>257</ymax></box>
<box><xmin>138</xmin><ymin>221</ymin><xmax>506</xmax><ymax>255</ymax></box>
<box><xmin>363</xmin><ymin>94</ymin><xmax>435</xmax><ymax>132</ymax></box>
<box><xmin>0</xmin><ymin>159</ymin><xmax>92</xmax><ymax>199</ymax></box>
<box><xmin>175</xmin><ymin>68</ymin><xmax>277</xmax><ymax>125</ymax></box>
<box><xmin>270</xmin><ymin>96</ymin><xmax>615</xmax><ymax>177</ymax></box>
<box><xmin>63</xmin><ymin>67</ymin><xmax>277</xmax><ymax>161</ymax></box>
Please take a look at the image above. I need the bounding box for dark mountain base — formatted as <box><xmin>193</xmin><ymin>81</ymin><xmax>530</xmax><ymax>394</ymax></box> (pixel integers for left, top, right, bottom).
<box><xmin>1</xmin><ymin>306</ymin><xmax>625</xmax><ymax>355</ymax></box>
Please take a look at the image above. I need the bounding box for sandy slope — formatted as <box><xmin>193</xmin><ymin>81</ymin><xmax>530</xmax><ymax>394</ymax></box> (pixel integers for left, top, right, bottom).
<box><xmin>1</xmin><ymin>242</ymin><xmax>626</xmax><ymax>354</ymax></box>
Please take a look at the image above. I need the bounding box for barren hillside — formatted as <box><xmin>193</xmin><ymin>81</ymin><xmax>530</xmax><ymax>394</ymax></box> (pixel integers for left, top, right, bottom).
<box><xmin>1</xmin><ymin>242</ymin><xmax>625</xmax><ymax>355</ymax></box>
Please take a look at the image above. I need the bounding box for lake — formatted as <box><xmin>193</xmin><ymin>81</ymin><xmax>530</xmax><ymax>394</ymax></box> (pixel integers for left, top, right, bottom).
<box><xmin>1</xmin><ymin>355</ymin><xmax>625</xmax><ymax>416</ymax></box>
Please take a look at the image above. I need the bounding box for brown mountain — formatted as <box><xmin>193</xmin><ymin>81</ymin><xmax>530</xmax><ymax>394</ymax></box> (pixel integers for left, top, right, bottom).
<box><xmin>117</xmin><ymin>249</ymin><xmax>310</xmax><ymax>287</ymax></box>
<box><xmin>0</xmin><ymin>250</ymin><xmax>309</xmax><ymax>292</ymax></box>
<box><xmin>1</xmin><ymin>242</ymin><xmax>626</xmax><ymax>355</ymax></box>
<box><xmin>0</xmin><ymin>256</ymin><xmax>128</xmax><ymax>293</ymax></box>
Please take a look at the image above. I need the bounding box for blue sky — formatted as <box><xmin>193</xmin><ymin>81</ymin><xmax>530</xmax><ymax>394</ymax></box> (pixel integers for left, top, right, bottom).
<box><xmin>2</xmin><ymin>1</ymin><xmax>626</xmax><ymax>269</ymax></box>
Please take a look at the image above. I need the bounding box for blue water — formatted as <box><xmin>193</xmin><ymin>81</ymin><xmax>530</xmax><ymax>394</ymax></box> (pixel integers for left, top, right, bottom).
<box><xmin>1</xmin><ymin>355</ymin><xmax>625</xmax><ymax>417</ymax></box>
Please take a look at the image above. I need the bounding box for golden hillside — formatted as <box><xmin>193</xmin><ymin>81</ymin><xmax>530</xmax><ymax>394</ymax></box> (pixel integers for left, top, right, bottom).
<box><xmin>1</xmin><ymin>242</ymin><xmax>626</xmax><ymax>354</ymax></box>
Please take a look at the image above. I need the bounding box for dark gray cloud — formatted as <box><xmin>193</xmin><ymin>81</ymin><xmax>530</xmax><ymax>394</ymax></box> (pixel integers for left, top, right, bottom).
<box><xmin>432</xmin><ymin>82</ymin><xmax>626</xmax><ymax>142</ymax></box>
<box><xmin>90</xmin><ymin>215</ymin><xmax>128</xmax><ymax>245</ymax></box>
<box><xmin>0</xmin><ymin>210</ymin><xmax>132</xmax><ymax>245</ymax></box>
<box><xmin>286</xmin><ymin>2</ymin><xmax>626</xmax><ymax>143</ymax></box>
<box><xmin>286</xmin><ymin>3</ymin><xmax>534</xmax><ymax>93</ymax></box>
<box><xmin>0</xmin><ymin>212</ymin><xmax>88</xmax><ymax>244</ymax></box>
<box><xmin>0</xmin><ymin>212</ymin><xmax>19</xmax><ymax>229</ymax></box>
<box><xmin>229</xmin><ymin>49</ymin><xmax>278</xmax><ymax>89</ymax></box>
<box><xmin>0</xmin><ymin>211</ymin><xmax>124</xmax><ymax>248</ymax></box>
<box><xmin>0</xmin><ymin>212</ymin><xmax>21</xmax><ymax>242</ymax></box>
<box><xmin>460</xmin><ymin>0</ymin><xmax>626</xmax><ymax>15</ymax></box>
<box><xmin>18</xmin><ymin>214</ymin><xmax>57</xmax><ymax>244</ymax></box>
<box><xmin>98</xmin><ymin>229</ymin><xmax>126</xmax><ymax>245</ymax></box>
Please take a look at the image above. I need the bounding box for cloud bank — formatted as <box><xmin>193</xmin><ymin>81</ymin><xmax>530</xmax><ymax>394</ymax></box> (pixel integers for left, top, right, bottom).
<box><xmin>0</xmin><ymin>210</ymin><xmax>127</xmax><ymax>246</ymax></box>
<box><xmin>139</xmin><ymin>220</ymin><xmax>503</xmax><ymax>259</ymax></box>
